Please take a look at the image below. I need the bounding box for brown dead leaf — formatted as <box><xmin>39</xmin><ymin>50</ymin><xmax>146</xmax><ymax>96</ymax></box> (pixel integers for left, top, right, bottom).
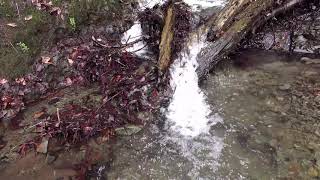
<box><xmin>0</xmin><ymin>78</ymin><xmax>8</xmax><ymax>85</ymax></box>
<box><xmin>7</xmin><ymin>23</ymin><xmax>17</xmax><ymax>27</ymax></box>
<box><xmin>50</xmin><ymin>7</ymin><xmax>61</xmax><ymax>15</ymax></box>
<box><xmin>41</xmin><ymin>56</ymin><xmax>53</xmax><ymax>65</ymax></box>
<box><xmin>33</xmin><ymin>111</ymin><xmax>45</xmax><ymax>119</ymax></box>
<box><xmin>24</xmin><ymin>15</ymin><xmax>33</xmax><ymax>21</ymax></box>
<box><xmin>67</xmin><ymin>58</ymin><xmax>74</xmax><ymax>65</ymax></box>
<box><xmin>66</xmin><ymin>77</ymin><xmax>73</xmax><ymax>86</ymax></box>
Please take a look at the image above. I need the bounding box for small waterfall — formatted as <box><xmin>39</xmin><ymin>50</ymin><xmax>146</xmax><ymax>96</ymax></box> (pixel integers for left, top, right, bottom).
<box><xmin>121</xmin><ymin>0</ymin><xmax>165</xmax><ymax>56</ymax></box>
<box><xmin>121</xmin><ymin>21</ymin><xmax>147</xmax><ymax>56</ymax></box>
<box><xmin>166</xmin><ymin>34</ymin><xmax>216</xmax><ymax>137</ymax></box>
<box><xmin>121</xmin><ymin>0</ymin><xmax>226</xmax><ymax>177</ymax></box>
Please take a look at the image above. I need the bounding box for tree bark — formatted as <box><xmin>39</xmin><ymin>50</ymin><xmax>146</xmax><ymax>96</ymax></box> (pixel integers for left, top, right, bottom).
<box><xmin>196</xmin><ymin>0</ymin><xmax>307</xmax><ymax>80</ymax></box>
<box><xmin>158</xmin><ymin>5</ymin><xmax>175</xmax><ymax>71</ymax></box>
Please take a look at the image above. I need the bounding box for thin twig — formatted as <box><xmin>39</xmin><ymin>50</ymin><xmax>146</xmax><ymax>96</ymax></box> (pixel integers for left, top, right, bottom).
<box><xmin>266</xmin><ymin>0</ymin><xmax>306</xmax><ymax>21</ymax></box>
<box><xmin>56</xmin><ymin>108</ymin><xmax>61</xmax><ymax>127</ymax></box>
<box><xmin>96</xmin><ymin>91</ymin><xmax>123</xmax><ymax>112</ymax></box>
<box><xmin>15</xmin><ymin>2</ymin><xmax>21</xmax><ymax>19</ymax></box>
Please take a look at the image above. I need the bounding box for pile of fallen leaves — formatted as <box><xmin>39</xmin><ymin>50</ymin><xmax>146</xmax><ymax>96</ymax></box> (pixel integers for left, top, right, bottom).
<box><xmin>2</xmin><ymin>34</ymin><xmax>161</xmax><ymax>157</ymax></box>
<box><xmin>32</xmin><ymin>38</ymin><xmax>160</xmax><ymax>145</ymax></box>
<box><xmin>31</xmin><ymin>0</ymin><xmax>62</xmax><ymax>17</ymax></box>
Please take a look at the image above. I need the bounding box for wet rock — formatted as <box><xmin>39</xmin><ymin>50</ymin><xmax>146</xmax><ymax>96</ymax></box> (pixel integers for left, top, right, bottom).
<box><xmin>262</xmin><ymin>33</ymin><xmax>275</xmax><ymax>50</ymax></box>
<box><xmin>308</xmin><ymin>166</ymin><xmax>319</xmax><ymax>177</ymax></box>
<box><xmin>301</xmin><ymin>57</ymin><xmax>320</xmax><ymax>64</ymax></box>
<box><xmin>0</xmin><ymin>125</ymin><xmax>5</xmax><ymax>137</ymax></box>
<box><xmin>36</xmin><ymin>138</ymin><xmax>49</xmax><ymax>154</ymax></box>
<box><xmin>115</xmin><ymin>124</ymin><xmax>143</xmax><ymax>136</ymax></box>
<box><xmin>53</xmin><ymin>168</ymin><xmax>77</xmax><ymax>179</ymax></box>
<box><xmin>279</xmin><ymin>84</ymin><xmax>291</xmax><ymax>91</ymax></box>
<box><xmin>236</xmin><ymin>133</ymin><xmax>250</xmax><ymax>148</ymax></box>
<box><xmin>209</xmin><ymin>122</ymin><xmax>226</xmax><ymax>137</ymax></box>
<box><xmin>45</xmin><ymin>154</ymin><xmax>57</xmax><ymax>164</ymax></box>
<box><xmin>48</xmin><ymin>97</ymin><xmax>61</xmax><ymax>105</ymax></box>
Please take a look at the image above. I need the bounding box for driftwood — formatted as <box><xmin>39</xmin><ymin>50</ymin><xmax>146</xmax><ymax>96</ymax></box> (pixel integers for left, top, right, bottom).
<box><xmin>158</xmin><ymin>5</ymin><xmax>175</xmax><ymax>71</ymax></box>
<box><xmin>156</xmin><ymin>0</ymin><xmax>309</xmax><ymax>80</ymax></box>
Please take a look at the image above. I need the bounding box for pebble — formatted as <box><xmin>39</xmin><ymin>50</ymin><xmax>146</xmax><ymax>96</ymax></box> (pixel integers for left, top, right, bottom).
<box><xmin>279</xmin><ymin>84</ymin><xmax>291</xmax><ymax>91</ymax></box>
<box><xmin>301</xmin><ymin>57</ymin><xmax>320</xmax><ymax>64</ymax></box>
<box><xmin>45</xmin><ymin>154</ymin><xmax>57</xmax><ymax>164</ymax></box>
<box><xmin>308</xmin><ymin>167</ymin><xmax>319</xmax><ymax>177</ymax></box>
<box><xmin>36</xmin><ymin>138</ymin><xmax>49</xmax><ymax>154</ymax></box>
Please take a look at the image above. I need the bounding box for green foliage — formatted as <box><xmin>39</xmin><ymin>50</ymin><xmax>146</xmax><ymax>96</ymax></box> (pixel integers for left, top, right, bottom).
<box><xmin>0</xmin><ymin>0</ymin><xmax>15</xmax><ymax>18</ymax></box>
<box><xmin>69</xmin><ymin>17</ymin><xmax>76</xmax><ymax>31</ymax></box>
<box><xmin>16</xmin><ymin>42</ymin><xmax>29</xmax><ymax>53</ymax></box>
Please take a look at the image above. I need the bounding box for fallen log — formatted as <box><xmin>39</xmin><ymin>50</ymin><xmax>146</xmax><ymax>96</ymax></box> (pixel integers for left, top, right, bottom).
<box><xmin>158</xmin><ymin>1</ymin><xmax>191</xmax><ymax>72</ymax></box>
<box><xmin>158</xmin><ymin>4</ymin><xmax>175</xmax><ymax>71</ymax></box>
<box><xmin>196</xmin><ymin>0</ymin><xmax>308</xmax><ymax>80</ymax></box>
<box><xmin>244</xmin><ymin>1</ymin><xmax>320</xmax><ymax>54</ymax></box>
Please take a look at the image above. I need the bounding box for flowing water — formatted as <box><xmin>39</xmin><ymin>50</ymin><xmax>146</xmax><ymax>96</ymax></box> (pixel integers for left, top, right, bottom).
<box><xmin>109</xmin><ymin>0</ymin><xmax>261</xmax><ymax>179</ymax></box>
<box><xmin>106</xmin><ymin>49</ymin><xmax>320</xmax><ymax>179</ymax></box>
<box><xmin>106</xmin><ymin>1</ymin><xmax>320</xmax><ymax>179</ymax></box>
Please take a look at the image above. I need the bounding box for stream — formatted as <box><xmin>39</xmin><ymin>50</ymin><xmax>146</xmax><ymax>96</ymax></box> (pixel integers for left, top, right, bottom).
<box><xmin>0</xmin><ymin>0</ymin><xmax>319</xmax><ymax>179</ymax></box>
<box><xmin>105</xmin><ymin>0</ymin><xmax>320</xmax><ymax>179</ymax></box>
<box><xmin>106</xmin><ymin>48</ymin><xmax>320</xmax><ymax>179</ymax></box>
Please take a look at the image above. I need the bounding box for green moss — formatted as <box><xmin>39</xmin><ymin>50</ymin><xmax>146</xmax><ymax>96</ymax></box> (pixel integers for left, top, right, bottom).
<box><xmin>68</xmin><ymin>0</ymin><xmax>122</xmax><ymax>28</ymax></box>
<box><xmin>0</xmin><ymin>0</ymin><xmax>15</xmax><ymax>18</ymax></box>
<box><xmin>0</xmin><ymin>47</ymin><xmax>32</xmax><ymax>79</ymax></box>
<box><xmin>0</xmin><ymin>0</ymin><xmax>125</xmax><ymax>79</ymax></box>
<box><xmin>0</xmin><ymin>4</ymin><xmax>56</xmax><ymax>79</ymax></box>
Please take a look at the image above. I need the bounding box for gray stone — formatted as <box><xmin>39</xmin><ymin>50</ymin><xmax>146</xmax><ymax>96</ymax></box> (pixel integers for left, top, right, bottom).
<box><xmin>46</xmin><ymin>154</ymin><xmax>57</xmax><ymax>164</ymax></box>
<box><xmin>279</xmin><ymin>84</ymin><xmax>291</xmax><ymax>91</ymax></box>
<box><xmin>115</xmin><ymin>125</ymin><xmax>143</xmax><ymax>136</ymax></box>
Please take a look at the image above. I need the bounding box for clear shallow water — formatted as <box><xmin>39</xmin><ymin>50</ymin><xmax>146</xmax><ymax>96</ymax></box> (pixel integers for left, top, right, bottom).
<box><xmin>115</xmin><ymin>0</ymin><xmax>296</xmax><ymax>179</ymax></box>
<box><xmin>106</xmin><ymin>50</ymin><xmax>320</xmax><ymax>179</ymax></box>
<box><xmin>116</xmin><ymin>1</ymin><xmax>230</xmax><ymax>179</ymax></box>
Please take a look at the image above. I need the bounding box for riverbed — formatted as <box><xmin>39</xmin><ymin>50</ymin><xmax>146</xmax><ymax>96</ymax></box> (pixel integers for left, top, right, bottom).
<box><xmin>106</xmin><ymin>50</ymin><xmax>320</xmax><ymax>179</ymax></box>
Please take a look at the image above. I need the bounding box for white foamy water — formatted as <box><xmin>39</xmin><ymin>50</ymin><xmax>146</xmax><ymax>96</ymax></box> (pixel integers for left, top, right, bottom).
<box><xmin>139</xmin><ymin>0</ymin><xmax>164</xmax><ymax>9</ymax></box>
<box><xmin>122</xmin><ymin>0</ymin><xmax>226</xmax><ymax>55</ymax></box>
<box><xmin>121</xmin><ymin>21</ymin><xmax>147</xmax><ymax>56</ymax></box>
<box><xmin>121</xmin><ymin>0</ymin><xmax>164</xmax><ymax>56</ymax></box>
<box><xmin>184</xmin><ymin>0</ymin><xmax>226</xmax><ymax>10</ymax></box>
<box><xmin>166</xmin><ymin>34</ymin><xmax>220</xmax><ymax>137</ymax></box>
<box><xmin>123</xmin><ymin>0</ymin><xmax>225</xmax><ymax>137</ymax></box>
<box><xmin>164</xmin><ymin>29</ymin><xmax>225</xmax><ymax>177</ymax></box>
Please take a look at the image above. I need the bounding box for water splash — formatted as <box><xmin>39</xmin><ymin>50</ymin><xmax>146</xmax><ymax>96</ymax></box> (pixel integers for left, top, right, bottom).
<box><xmin>121</xmin><ymin>21</ymin><xmax>147</xmax><ymax>56</ymax></box>
<box><xmin>167</xmin><ymin>34</ymin><xmax>216</xmax><ymax>137</ymax></box>
<box><xmin>139</xmin><ymin>0</ymin><xmax>164</xmax><ymax>9</ymax></box>
<box><xmin>184</xmin><ymin>0</ymin><xmax>226</xmax><ymax>11</ymax></box>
